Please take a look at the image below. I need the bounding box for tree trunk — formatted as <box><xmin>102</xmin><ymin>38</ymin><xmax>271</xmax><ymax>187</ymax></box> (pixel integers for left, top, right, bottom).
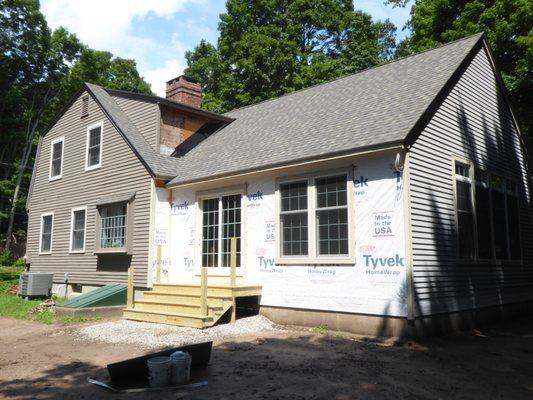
<box><xmin>4</xmin><ymin>170</ymin><xmax>22</xmax><ymax>251</ymax></box>
<box><xmin>4</xmin><ymin>86</ymin><xmax>52</xmax><ymax>252</ymax></box>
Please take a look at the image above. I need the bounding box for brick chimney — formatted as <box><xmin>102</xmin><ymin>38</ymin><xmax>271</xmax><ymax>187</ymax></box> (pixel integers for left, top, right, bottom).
<box><xmin>165</xmin><ymin>75</ymin><xmax>202</xmax><ymax>108</ymax></box>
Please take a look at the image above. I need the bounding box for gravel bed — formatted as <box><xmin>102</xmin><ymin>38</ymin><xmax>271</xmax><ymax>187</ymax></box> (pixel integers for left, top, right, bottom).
<box><xmin>77</xmin><ymin>315</ymin><xmax>278</xmax><ymax>349</ymax></box>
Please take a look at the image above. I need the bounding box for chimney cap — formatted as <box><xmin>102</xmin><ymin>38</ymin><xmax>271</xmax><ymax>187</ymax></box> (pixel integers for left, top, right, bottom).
<box><xmin>166</xmin><ymin>74</ymin><xmax>200</xmax><ymax>85</ymax></box>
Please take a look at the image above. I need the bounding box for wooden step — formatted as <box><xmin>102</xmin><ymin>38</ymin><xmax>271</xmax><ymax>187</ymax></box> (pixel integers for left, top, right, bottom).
<box><xmin>142</xmin><ymin>292</ymin><xmax>225</xmax><ymax>307</ymax></box>
<box><xmin>152</xmin><ymin>283</ymin><xmax>263</xmax><ymax>297</ymax></box>
<box><xmin>152</xmin><ymin>284</ymin><xmax>234</xmax><ymax>297</ymax></box>
<box><xmin>134</xmin><ymin>299</ymin><xmax>223</xmax><ymax>316</ymax></box>
<box><xmin>123</xmin><ymin>308</ymin><xmax>213</xmax><ymax>329</ymax></box>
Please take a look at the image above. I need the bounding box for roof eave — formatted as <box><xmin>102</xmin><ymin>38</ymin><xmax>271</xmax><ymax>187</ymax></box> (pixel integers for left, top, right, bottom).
<box><xmin>166</xmin><ymin>140</ymin><xmax>404</xmax><ymax>188</ymax></box>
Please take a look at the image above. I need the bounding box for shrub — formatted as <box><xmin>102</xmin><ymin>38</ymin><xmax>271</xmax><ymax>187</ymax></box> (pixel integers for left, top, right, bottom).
<box><xmin>0</xmin><ymin>251</ymin><xmax>15</xmax><ymax>266</ymax></box>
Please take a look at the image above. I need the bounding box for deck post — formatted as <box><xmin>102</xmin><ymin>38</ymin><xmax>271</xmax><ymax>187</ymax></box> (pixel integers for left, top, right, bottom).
<box><xmin>230</xmin><ymin>237</ymin><xmax>237</xmax><ymax>287</ymax></box>
<box><xmin>200</xmin><ymin>266</ymin><xmax>208</xmax><ymax>316</ymax></box>
<box><xmin>230</xmin><ymin>237</ymin><xmax>237</xmax><ymax>322</ymax></box>
<box><xmin>127</xmin><ymin>267</ymin><xmax>134</xmax><ymax>309</ymax></box>
<box><xmin>156</xmin><ymin>245</ymin><xmax>161</xmax><ymax>284</ymax></box>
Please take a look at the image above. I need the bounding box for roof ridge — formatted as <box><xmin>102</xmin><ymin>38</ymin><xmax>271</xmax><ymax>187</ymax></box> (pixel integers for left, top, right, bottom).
<box><xmin>224</xmin><ymin>32</ymin><xmax>484</xmax><ymax>116</ymax></box>
<box><xmin>103</xmin><ymin>87</ymin><xmax>233</xmax><ymax>122</ymax></box>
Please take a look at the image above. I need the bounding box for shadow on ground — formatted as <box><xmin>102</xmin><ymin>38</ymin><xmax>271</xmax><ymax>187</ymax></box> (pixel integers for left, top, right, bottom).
<box><xmin>1</xmin><ymin>316</ymin><xmax>533</xmax><ymax>400</ymax></box>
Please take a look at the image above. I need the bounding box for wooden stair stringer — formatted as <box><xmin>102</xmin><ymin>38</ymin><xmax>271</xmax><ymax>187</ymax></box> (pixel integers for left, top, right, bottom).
<box><xmin>203</xmin><ymin>297</ymin><xmax>234</xmax><ymax>328</ymax></box>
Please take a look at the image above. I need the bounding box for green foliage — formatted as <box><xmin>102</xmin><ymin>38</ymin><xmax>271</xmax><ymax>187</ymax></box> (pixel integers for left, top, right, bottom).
<box><xmin>312</xmin><ymin>323</ymin><xmax>329</xmax><ymax>335</ymax></box>
<box><xmin>184</xmin><ymin>0</ymin><xmax>397</xmax><ymax>113</ymax></box>
<box><xmin>0</xmin><ymin>266</ymin><xmax>99</xmax><ymax>324</ymax></box>
<box><xmin>0</xmin><ymin>0</ymin><xmax>152</xmax><ymax>249</ymax></box>
<box><xmin>390</xmin><ymin>0</ymin><xmax>533</xmax><ymax>152</ymax></box>
<box><xmin>0</xmin><ymin>251</ymin><xmax>15</xmax><ymax>266</ymax></box>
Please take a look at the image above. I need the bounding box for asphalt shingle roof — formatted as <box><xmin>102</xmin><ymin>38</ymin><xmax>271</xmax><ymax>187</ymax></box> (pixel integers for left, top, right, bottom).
<box><xmin>84</xmin><ymin>34</ymin><xmax>483</xmax><ymax>184</ymax></box>
<box><xmin>86</xmin><ymin>83</ymin><xmax>182</xmax><ymax>178</ymax></box>
<box><xmin>166</xmin><ymin>33</ymin><xmax>484</xmax><ymax>186</ymax></box>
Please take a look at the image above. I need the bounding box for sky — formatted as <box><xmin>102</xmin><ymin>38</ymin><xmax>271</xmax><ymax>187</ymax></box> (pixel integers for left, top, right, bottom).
<box><xmin>41</xmin><ymin>0</ymin><xmax>413</xmax><ymax>97</ymax></box>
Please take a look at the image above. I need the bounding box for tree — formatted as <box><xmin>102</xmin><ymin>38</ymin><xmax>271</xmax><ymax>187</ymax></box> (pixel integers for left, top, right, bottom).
<box><xmin>184</xmin><ymin>0</ymin><xmax>396</xmax><ymax>113</ymax></box>
<box><xmin>0</xmin><ymin>0</ymin><xmax>152</xmax><ymax>253</ymax></box>
<box><xmin>388</xmin><ymin>0</ymin><xmax>533</xmax><ymax>152</ymax></box>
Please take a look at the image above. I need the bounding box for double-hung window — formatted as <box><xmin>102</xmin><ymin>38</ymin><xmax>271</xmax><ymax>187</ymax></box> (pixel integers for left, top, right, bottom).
<box><xmin>49</xmin><ymin>137</ymin><xmax>64</xmax><ymax>180</ymax></box>
<box><xmin>316</xmin><ymin>175</ymin><xmax>349</xmax><ymax>256</ymax></box>
<box><xmin>279</xmin><ymin>181</ymin><xmax>308</xmax><ymax>256</ymax></box>
<box><xmin>70</xmin><ymin>207</ymin><xmax>87</xmax><ymax>253</ymax></box>
<box><xmin>86</xmin><ymin>122</ymin><xmax>102</xmax><ymax>170</ymax></box>
<box><xmin>39</xmin><ymin>213</ymin><xmax>54</xmax><ymax>254</ymax></box>
<box><xmin>453</xmin><ymin>159</ymin><xmax>521</xmax><ymax>262</ymax></box>
<box><xmin>99</xmin><ymin>203</ymin><xmax>127</xmax><ymax>249</ymax></box>
<box><xmin>201</xmin><ymin>194</ymin><xmax>242</xmax><ymax>268</ymax></box>
<box><xmin>277</xmin><ymin>173</ymin><xmax>353</xmax><ymax>264</ymax></box>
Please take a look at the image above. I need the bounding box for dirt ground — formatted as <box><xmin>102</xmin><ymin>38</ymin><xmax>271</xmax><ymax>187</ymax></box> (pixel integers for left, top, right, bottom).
<box><xmin>1</xmin><ymin>316</ymin><xmax>533</xmax><ymax>400</ymax></box>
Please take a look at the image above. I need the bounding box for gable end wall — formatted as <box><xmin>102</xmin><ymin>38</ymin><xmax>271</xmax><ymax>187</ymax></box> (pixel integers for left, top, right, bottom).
<box><xmin>408</xmin><ymin>45</ymin><xmax>533</xmax><ymax>316</ymax></box>
<box><xmin>26</xmin><ymin>91</ymin><xmax>152</xmax><ymax>287</ymax></box>
<box><xmin>113</xmin><ymin>96</ymin><xmax>160</xmax><ymax>151</ymax></box>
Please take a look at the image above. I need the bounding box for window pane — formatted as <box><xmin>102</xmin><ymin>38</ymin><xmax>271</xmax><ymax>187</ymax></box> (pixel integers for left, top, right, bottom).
<box><xmin>89</xmin><ymin>127</ymin><xmax>101</xmax><ymax>146</ymax></box>
<box><xmin>317</xmin><ymin>209</ymin><xmax>348</xmax><ymax>255</ymax></box>
<box><xmin>100</xmin><ymin>204</ymin><xmax>127</xmax><ymax>248</ymax></box>
<box><xmin>281</xmin><ymin>212</ymin><xmax>308</xmax><ymax>256</ymax></box>
<box><xmin>455</xmin><ymin>163</ymin><xmax>469</xmax><ymax>177</ymax></box>
<box><xmin>507</xmin><ymin>194</ymin><xmax>521</xmax><ymax>260</ymax></box>
<box><xmin>456</xmin><ymin>180</ymin><xmax>474</xmax><ymax>259</ymax></box>
<box><xmin>456</xmin><ymin>181</ymin><xmax>472</xmax><ymax>212</ymax></box>
<box><xmin>72</xmin><ymin>209</ymin><xmax>86</xmax><ymax>251</ymax></box>
<box><xmin>87</xmin><ymin>127</ymin><xmax>101</xmax><ymax>167</ymax></box>
<box><xmin>280</xmin><ymin>181</ymin><xmax>307</xmax><ymax>211</ymax></box>
<box><xmin>316</xmin><ymin>175</ymin><xmax>347</xmax><ymax>208</ymax></box>
<box><xmin>41</xmin><ymin>215</ymin><xmax>52</xmax><ymax>252</ymax></box>
<box><xmin>475</xmin><ymin>185</ymin><xmax>492</xmax><ymax>259</ymax></box>
<box><xmin>201</xmin><ymin>198</ymin><xmax>219</xmax><ymax>267</ymax></box>
<box><xmin>222</xmin><ymin>195</ymin><xmax>241</xmax><ymax>268</ymax></box>
<box><xmin>492</xmin><ymin>190</ymin><xmax>508</xmax><ymax>260</ymax></box>
<box><xmin>51</xmin><ymin>141</ymin><xmax>63</xmax><ymax>177</ymax></box>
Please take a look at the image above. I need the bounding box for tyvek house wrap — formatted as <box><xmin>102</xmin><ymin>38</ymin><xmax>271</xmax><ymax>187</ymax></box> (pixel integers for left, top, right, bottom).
<box><xmin>153</xmin><ymin>152</ymin><xmax>407</xmax><ymax>317</ymax></box>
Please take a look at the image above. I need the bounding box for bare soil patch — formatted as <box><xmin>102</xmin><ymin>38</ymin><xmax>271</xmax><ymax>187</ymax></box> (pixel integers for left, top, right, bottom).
<box><xmin>1</xmin><ymin>316</ymin><xmax>532</xmax><ymax>399</ymax></box>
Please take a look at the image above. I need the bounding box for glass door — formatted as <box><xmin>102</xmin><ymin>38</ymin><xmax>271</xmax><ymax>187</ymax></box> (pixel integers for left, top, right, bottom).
<box><xmin>201</xmin><ymin>194</ymin><xmax>241</xmax><ymax>272</ymax></box>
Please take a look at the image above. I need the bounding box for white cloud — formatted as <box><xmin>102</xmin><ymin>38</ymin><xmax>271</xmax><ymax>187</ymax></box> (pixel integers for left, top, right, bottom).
<box><xmin>143</xmin><ymin>60</ymin><xmax>186</xmax><ymax>96</ymax></box>
<box><xmin>40</xmin><ymin>0</ymin><xmax>201</xmax><ymax>93</ymax></box>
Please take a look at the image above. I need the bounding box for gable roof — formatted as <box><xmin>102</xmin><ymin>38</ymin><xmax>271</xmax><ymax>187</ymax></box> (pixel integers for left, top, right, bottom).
<box><xmin>39</xmin><ymin>82</ymin><xmax>233</xmax><ymax>180</ymax></box>
<box><xmin>83</xmin><ymin>83</ymin><xmax>183</xmax><ymax>178</ymax></box>
<box><xmin>166</xmin><ymin>33</ymin><xmax>485</xmax><ymax>186</ymax></box>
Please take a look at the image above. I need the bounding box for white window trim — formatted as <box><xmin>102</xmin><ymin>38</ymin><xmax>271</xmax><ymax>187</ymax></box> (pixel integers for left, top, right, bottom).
<box><xmin>452</xmin><ymin>155</ymin><xmax>522</xmax><ymax>264</ymax></box>
<box><xmin>49</xmin><ymin>137</ymin><xmax>64</xmax><ymax>181</ymax></box>
<box><xmin>39</xmin><ymin>212</ymin><xmax>54</xmax><ymax>255</ymax></box>
<box><xmin>69</xmin><ymin>206</ymin><xmax>87</xmax><ymax>253</ymax></box>
<box><xmin>85</xmin><ymin>121</ymin><xmax>103</xmax><ymax>171</ymax></box>
<box><xmin>195</xmin><ymin>184</ymin><xmax>247</xmax><ymax>276</ymax></box>
<box><xmin>275</xmin><ymin>169</ymin><xmax>355</xmax><ymax>265</ymax></box>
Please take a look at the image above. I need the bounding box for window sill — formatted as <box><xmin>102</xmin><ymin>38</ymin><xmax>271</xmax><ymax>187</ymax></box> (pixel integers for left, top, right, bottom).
<box><xmin>69</xmin><ymin>250</ymin><xmax>85</xmax><ymax>254</ymax></box>
<box><xmin>275</xmin><ymin>257</ymin><xmax>355</xmax><ymax>266</ymax></box>
<box><xmin>38</xmin><ymin>252</ymin><xmax>52</xmax><ymax>256</ymax></box>
<box><xmin>49</xmin><ymin>176</ymin><xmax>62</xmax><ymax>182</ymax></box>
<box><xmin>85</xmin><ymin>164</ymin><xmax>101</xmax><ymax>172</ymax></box>
<box><xmin>94</xmin><ymin>248</ymin><xmax>128</xmax><ymax>255</ymax></box>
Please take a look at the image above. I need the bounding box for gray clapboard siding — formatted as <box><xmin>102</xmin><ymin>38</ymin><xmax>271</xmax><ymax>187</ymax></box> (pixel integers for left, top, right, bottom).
<box><xmin>113</xmin><ymin>95</ymin><xmax>159</xmax><ymax>151</ymax></box>
<box><xmin>408</xmin><ymin>45</ymin><xmax>533</xmax><ymax>316</ymax></box>
<box><xmin>26</xmin><ymin>91</ymin><xmax>152</xmax><ymax>287</ymax></box>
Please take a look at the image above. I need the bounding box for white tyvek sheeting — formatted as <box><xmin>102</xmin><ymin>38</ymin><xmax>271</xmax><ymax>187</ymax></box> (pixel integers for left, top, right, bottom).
<box><xmin>245</xmin><ymin>154</ymin><xmax>407</xmax><ymax>317</ymax></box>
<box><xmin>156</xmin><ymin>153</ymin><xmax>407</xmax><ymax>317</ymax></box>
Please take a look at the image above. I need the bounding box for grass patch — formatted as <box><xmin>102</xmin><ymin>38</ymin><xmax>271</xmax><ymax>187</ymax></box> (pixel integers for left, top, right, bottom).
<box><xmin>311</xmin><ymin>323</ymin><xmax>329</xmax><ymax>335</ymax></box>
<box><xmin>0</xmin><ymin>266</ymin><xmax>100</xmax><ymax>325</ymax></box>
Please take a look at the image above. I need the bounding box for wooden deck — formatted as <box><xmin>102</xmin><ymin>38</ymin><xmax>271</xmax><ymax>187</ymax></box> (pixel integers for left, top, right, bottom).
<box><xmin>123</xmin><ymin>238</ymin><xmax>261</xmax><ymax>328</ymax></box>
<box><xmin>123</xmin><ymin>282</ymin><xmax>262</xmax><ymax>328</ymax></box>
